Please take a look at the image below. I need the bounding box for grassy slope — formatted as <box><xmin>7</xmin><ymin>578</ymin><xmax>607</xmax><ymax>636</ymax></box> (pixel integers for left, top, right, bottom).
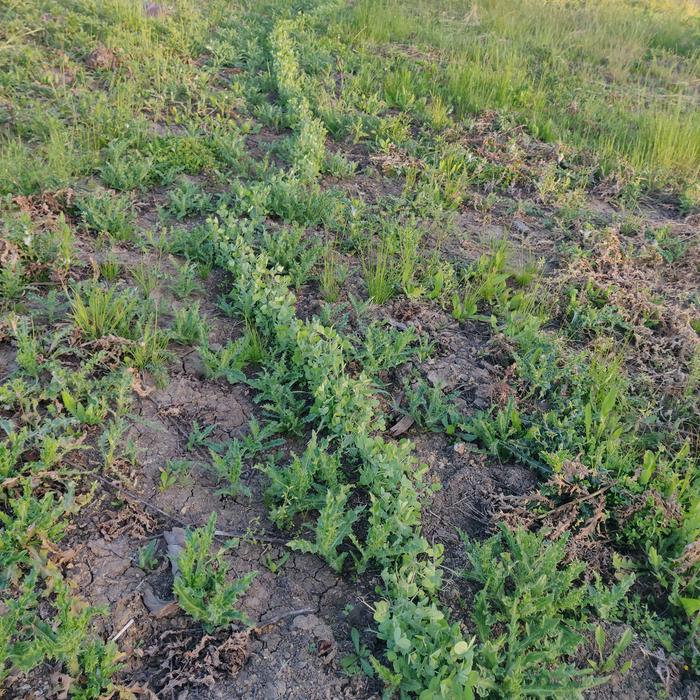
<box><xmin>0</xmin><ymin>0</ymin><xmax>699</xmax><ymax>697</ymax></box>
<box><xmin>348</xmin><ymin>0</ymin><xmax>700</xmax><ymax>192</ymax></box>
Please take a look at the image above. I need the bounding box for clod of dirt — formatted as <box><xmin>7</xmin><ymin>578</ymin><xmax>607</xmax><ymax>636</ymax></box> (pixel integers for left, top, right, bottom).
<box><xmin>388</xmin><ymin>414</ymin><xmax>414</xmax><ymax>437</ymax></box>
<box><xmin>143</xmin><ymin>2</ymin><xmax>168</xmax><ymax>17</ymax></box>
<box><xmin>292</xmin><ymin>614</ymin><xmax>337</xmax><ymax>666</ymax></box>
<box><xmin>453</xmin><ymin>442</ymin><xmax>467</xmax><ymax>455</ymax></box>
<box><xmin>85</xmin><ymin>45</ymin><xmax>119</xmax><ymax>70</ymax></box>
<box><xmin>291</xmin><ymin>613</ymin><xmax>335</xmax><ymax>645</ymax></box>
<box><xmin>512</xmin><ymin>218</ymin><xmax>531</xmax><ymax>235</ymax></box>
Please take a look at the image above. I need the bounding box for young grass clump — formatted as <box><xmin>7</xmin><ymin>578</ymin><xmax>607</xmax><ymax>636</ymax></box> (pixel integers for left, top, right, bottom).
<box><xmin>70</xmin><ymin>284</ymin><xmax>138</xmax><ymax>340</ymax></box>
<box><xmin>170</xmin><ymin>302</ymin><xmax>210</xmax><ymax>345</ymax></box>
<box><xmin>362</xmin><ymin>236</ymin><xmax>398</xmax><ymax>304</ymax></box>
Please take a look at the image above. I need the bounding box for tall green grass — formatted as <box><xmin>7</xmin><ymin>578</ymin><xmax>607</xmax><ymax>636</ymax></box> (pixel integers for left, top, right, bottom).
<box><xmin>346</xmin><ymin>0</ymin><xmax>700</xmax><ymax>190</ymax></box>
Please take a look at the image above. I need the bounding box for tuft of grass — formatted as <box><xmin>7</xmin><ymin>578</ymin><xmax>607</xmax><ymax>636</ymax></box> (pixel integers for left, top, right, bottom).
<box><xmin>347</xmin><ymin>0</ymin><xmax>700</xmax><ymax>192</ymax></box>
<box><xmin>69</xmin><ymin>284</ymin><xmax>138</xmax><ymax>340</ymax></box>
<box><xmin>319</xmin><ymin>241</ymin><xmax>347</xmax><ymax>302</ymax></box>
<box><xmin>362</xmin><ymin>236</ymin><xmax>397</xmax><ymax>304</ymax></box>
<box><xmin>170</xmin><ymin>303</ymin><xmax>210</xmax><ymax>345</ymax></box>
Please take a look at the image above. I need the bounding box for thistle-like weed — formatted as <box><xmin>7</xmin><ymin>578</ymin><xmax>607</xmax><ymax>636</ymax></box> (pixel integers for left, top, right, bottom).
<box><xmin>170</xmin><ymin>303</ymin><xmax>210</xmax><ymax>345</ymax></box>
<box><xmin>173</xmin><ymin>514</ymin><xmax>256</xmax><ymax>631</ymax></box>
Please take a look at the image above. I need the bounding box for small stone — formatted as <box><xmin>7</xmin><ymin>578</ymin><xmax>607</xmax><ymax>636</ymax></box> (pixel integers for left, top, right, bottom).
<box><xmin>453</xmin><ymin>442</ymin><xmax>466</xmax><ymax>456</ymax></box>
<box><xmin>143</xmin><ymin>2</ymin><xmax>167</xmax><ymax>17</ymax></box>
<box><xmin>291</xmin><ymin>613</ymin><xmax>335</xmax><ymax>643</ymax></box>
<box><xmin>263</xmin><ymin>681</ymin><xmax>286</xmax><ymax>700</ymax></box>
<box><xmin>513</xmin><ymin>219</ymin><xmax>530</xmax><ymax>235</ymax></box>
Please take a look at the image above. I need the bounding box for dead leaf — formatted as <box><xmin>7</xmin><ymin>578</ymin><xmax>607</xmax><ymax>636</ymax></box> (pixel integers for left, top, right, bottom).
<box><xmin>145</xmin><ymin>627</ymin><xmax>250</xmax><ymax>694</ymax></box>
<box><xmin>128</xmin><ymin>367</ymin><xmax>152</xmax><ymax>397</ymax></box>
<box><xmin>163</xmin><ymin>527</ymin><xmax>186</xmax><ymax>576</ymax></box>
<box><xmin>318</xmin><ymin>638</ymin><xmax>336</xmax><ymax>664</ymax></box>
<box><xmin>98</xmin><ymin>502</ymin><xmax>157</xmax><ymax>541</ymax></box>
<box><xmin>50</xmin><ymin>671</ymin><xmax>73</xmax><ymax>700</ymax></box>
<box><xmin>389</xmin><ymin>414</ymin><xmax>414</xmax><ymax>438</ymax></box>
<box><xmin>142</xmin><ymin>585</ymin><xmax>179</xmax><ymax>619</ymax></box>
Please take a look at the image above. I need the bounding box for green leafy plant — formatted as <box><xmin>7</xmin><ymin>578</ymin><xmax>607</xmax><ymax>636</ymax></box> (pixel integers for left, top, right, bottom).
<box><xmin>247</xmin><ymin>353</ymin><xmax>306</xmax><ymax>434</ymax></box>
<box><xmin>168</xmin><ymin>179</ymin><xmax>213</xmax><ymax>220</ymax></box>
<box><xmin>452</xmin><ymin>244</ymin><xmax>510</xmax><ymax>322</ymax></box>
<box><xmin>159</xmin><ymin>458</ymin><xmax>193</xmax><ymax>491</ymax></box>
<box><xmin>199</xmin><ymin>322</ymin><xmax>264</xmax><ymax>382</ymax></box>
<box><xmin>646</xmin><ymin>225</ymin><xmax>687</xmax><ymax>263</ymax></box>
<box><xmin>0</xmin><ymin>258</ymin><xmax>28</xmax><ymax>303</ymax></box>
<box><xmin>263</xmin><ymin>433</ymin><xmax>338</xmax><ymax>528</ymax></box>
<box><xmin>289</xmin><ymin>484</ymin><xmax>363</xmax><ymax>573</ymax></box>
<box><xmin>146</xmin><ymin>135</ymin><xmax>216</xmax><ymax>182</ymax></box>
<box><xmin>170</xmin><ymin>303</ymin><xmax>210</xmax><ymax>345</ymax></box>
<box><xmin>1</xmin><ymin>571</ymin><xmax>122</xmax><ymax>696</ymax></box>
<box><xmin>462</xmin><ymin>525</ymin><xmax>634</xmax><ymax>698</ymax></box>
<box><xmin>340</xmin><ymin>627</ymin><xmax>374</xmax><ymax>678</ymax></box>
<box><xmin>186</xmin><ymin>421</ymin><xmax>216</xmax><ymax>451</ymax></box>
<box><xmin>137</xmin><ymin>540</ymin><xmax>160</xmax><ymax>572</ymax></box>
<box><xmin>75</xmin><ymin>193</ymin><xmax>135</xmax><ymax>242</ymax></box>
<box><xmin>209</xmin><ymin>441</ymin><xmax>250</xmax><ymax>498</ymax></box>
<box><xmin>99</xmin><ymin>140</ymin><xmax>154</xmax><ymax>191</ymax></box>
<box><xmin>0</xmin><ymin>481</ymin><xmax>82</xmax><ymax>584</ymax></box>
<box><xmin>260</xmin><ymin>225</ymin><xmax>321</xmax><ymax>288</ymax></box>
<box><xmin>263</xmin><ymin>551</ymin><xmax>290</xmax><ymax>575</ymax></box>
<box><xmin>99</xmin><ymin>254</ymin><xmax>120</xmax><ymax>281</ymax></box>
<box><xmin>125</xmin><ymin>319</ymin><xmax>170</xmax><ymax>381</ymax></box>
<box><xmin>61</xmin><ymin>389</ymin><xmax>109</xmax><ymax>426</ymax></box>
<box><xmin>173</xmin><ymin>514</ymin><xmax>256</xmax><ymax>631</ymax></box>
<box><xmin>170</xmin><ymin>260</ymin><xmax>202</xmax><ymax>299</ymax></box>
<box><xmin>69</xmin><ymin>284</ymin><xmax>138</xmax><ymax>340</ymax></box>
<box><xmin>209</xmin><ymin>419</ymin><xmax>283</xmax><ymax>499</ymax></box>
<box><xmin>372</xmin><ymin>549</ymin><xmax>479</xmax><ymax>699</ymax></box>
<box><xmin>131</xmin><ymin>260</ymin><xmax>161</xmax><ymax>297</ymax></box>
<box><xmin>402</xmin><ymin>378</ymin><xmax>464</xmax><ymax>436</ymax></box>
<box><xmin>355</xmin><ymin>322</ymin><xmax>428</xmax><ymax>377</ymax></box>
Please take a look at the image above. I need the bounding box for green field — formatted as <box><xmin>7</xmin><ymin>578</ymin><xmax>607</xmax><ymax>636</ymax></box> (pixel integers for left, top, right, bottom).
<box><xmin>1</xmin><ymin>0</ymin><xmax>699</xmax><ymax>697</ymax></box>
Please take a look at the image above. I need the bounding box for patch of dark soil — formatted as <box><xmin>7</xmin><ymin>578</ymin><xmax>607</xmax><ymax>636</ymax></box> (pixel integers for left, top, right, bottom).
<box><xmin>433</xmin><ymin>205</ymin><xmax>563</xmax><ymax>273</ymax></box>
<box><xmin>246</xmin><ymin>127</ymin><xmax>286</xmax><ymax>165</ymax></box>
<box><xmin>131</xmin><ymin>373</ymin><xmax>251</xmax><ymax>460</ymax></box>
<box><xmin>0</xmin><ymin>341</ymin><xmax>17</xmax><ymax>380</ymax></box>
<box><xmin>324</xmin><ymin>168</ymin><xmax>404</xmax><ymax>205</ymax></box>
<box><xmin>415</xmin><ymin>431</ymin><xmax>538</xmax><ymax>550</ymax></box>
<box><xmin>378</xmin><ymin>296</ymin><xmax>508</xmax><ymax>415</ymax></box>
